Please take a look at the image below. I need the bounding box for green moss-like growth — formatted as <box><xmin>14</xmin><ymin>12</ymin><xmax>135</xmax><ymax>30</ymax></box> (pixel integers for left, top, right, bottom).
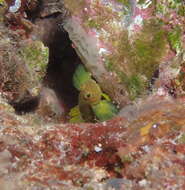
<box><xmin>174</xmin><ymin>0</ymin><xmax>183</xmax><ymax>3</ymax></box>
<box><xmin>156</xmin><ymin>0</ymin><xmax>185</xmax><ymax>15</ymax></box>
<box><xmin>116</xmin><ymin>0</ymin><xmax>132</xmax><ymax>15</ymax></box>
<box><xmin>133</xmin><ymin>19</ymin><xmax>167</xmax><ymax>79</ymax></box>
<box><xmin>86</xmin><ymin>187</ymin><xmax>94</xmax><ymax>190</ymax></box>
<box><xmin>117</xmin><ymin>0</ymin><xmax>130</xmax><ymax>7</ymax></box>
<box><xmin>0</xmin><ymin>0</ymin><xmax>7</xmax><ymax>22</ymax></box>
<box><xmin>105</xmin><ymin>19</ymin><xmax>167</xmax><ymax>100</ymax></box>
<box><xmin>121</xmin><ymin>74</ymin><xmax>146</xmax><ymax>100</ymax></box>
<box><xmin>92</xmin><ymin>100</ymin><xmax>119</xmax><ymax>122</ymax></box>
<box><xmin>121</xmin><ymin>154</ymin><xmax>133</xmax><ymax>163</ymax></box>
<box><xmin>178</xmin><ymin>5</ymin><xmax>185</xmax><ymax>16</ymax></box>
<box><xmin>19</xmin><ymin>41</ymin><xmax>49</xmax><ymax>81</ymax></box>
<box><xmin>73</xmin><ymin>64</ymin><xmax>92</xmax><ymax>90</ymax></box>
<box><xmin>86</xmin><ymin>18</ymin><xmax>101</xmax><ymax>30</ymax></box>
<box><xmin>167</xmin><ymin>26</ymin><xmax>182</xmax><ymax>52</ymax></box>
<box><xmin>177</xmin><ymin>133</ymin><xmax>185</xmax><ymax>144</ymax></box>
<box><xmin>0</xmin><ymin>0</ymin><xmax>5</xmax><ymax>4</ymax></box>
<box><xmin>138</xmin><ymin>0</ymin><xmax>147</xmax><ymax>4</ymax></box>
<box><xmin>63</xmin><ymin>0</ymin><xmax>86</xmax><ymax>15</ymax></box>
<box><xmin>85</xmin><ymin>2</ymin><xmax>120</xmax><ymax>31</ymax></box>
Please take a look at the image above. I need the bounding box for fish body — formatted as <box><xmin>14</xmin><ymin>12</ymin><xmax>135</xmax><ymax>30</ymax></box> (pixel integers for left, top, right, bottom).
<box><xmin>73</xmin><ymin>64</ymin><xmax>91</xmax><ymax>90</ymax></box>
<box><xmin>92</xmin><ymin>100</ymin><xmax>118</xmax><ymax>122</ymax></box>
<box><xmin>70</xmin><ymin>64</ymin><xmax>118</xmax><ymax>122</ymax></box>
<box><xmin>79</xmin><ymin>79</ymin><xmax>102</xmax><ymax>122</ymax></box>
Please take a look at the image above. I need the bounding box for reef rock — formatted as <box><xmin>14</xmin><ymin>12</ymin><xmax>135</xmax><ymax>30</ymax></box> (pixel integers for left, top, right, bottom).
<box><xmin>0</xmin><ymin>0</ymin><xmax>185</xmax><ymax>190</ymax></box>
<box><xmin>0</xmin><ymin>93</ymin><xmax>185</xmax><ymax>189</ymax></box>
<box><xmin>63</xmin><ymin>0</ymin><xmax>185</xmax><ymax>107</ymax></box>
<box><xmin>0</xmin><ymin>21</ymin><xmax>48</xmax><ymax>104</ymax></box>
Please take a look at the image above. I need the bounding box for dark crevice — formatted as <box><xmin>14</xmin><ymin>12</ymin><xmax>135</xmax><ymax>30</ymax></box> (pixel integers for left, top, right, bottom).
<box><xmin>25</xmin><ymin>0</ymin><xmax>43</xmax><ymax>21</ymax></box>
<box><xmin>12</xmin><ymin>16</ymin><xmax>81</xmax><ymax>114</ymax></box>
<box><xmin>10</xmin><ymin>96</ymin><xmax>40</xmax><ymax>115</ymax></box>
<box><xmin>43</xmin><ymin>22</ymin><xmax>80</xmax><ymax>109</ymax></box>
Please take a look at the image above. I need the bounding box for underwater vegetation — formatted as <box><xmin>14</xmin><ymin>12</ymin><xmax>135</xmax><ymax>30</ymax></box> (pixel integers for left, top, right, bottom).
<box><xmin>105</xmin><ymin>19</ymin><xmax>167</xmax><ymax>100</ymax></box>
<box><xmin>167</xmin><ymin>26</ymin><xmax>182</xmax><ymax>53</ymax></box>
<box><xmin>0</xmin><ymin>0</ymin><xmax>185</xmax><ymax>189</ymax></box>
<box><xmin>69</xmin><ymin>64</ymin><xmax>118</xmax><ymax>122</ymax></box>
<box><xmin>1</xmin><ymin>98</ymin><xmax>185</xmax><ymax>189</ymax></box>
<box><xmin>63</xmin><ymin>0</ymin><xmax>184</xmax><ymax>105</ymax></box>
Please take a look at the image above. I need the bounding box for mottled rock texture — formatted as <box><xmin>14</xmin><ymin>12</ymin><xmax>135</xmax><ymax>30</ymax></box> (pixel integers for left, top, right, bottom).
<box><xmin>0</xmin><ymin>21</ymin><xmax>48</xmax><ymax>104</ymax></box>
<box><xmin>63</xmin><ymin>0</ymin><xmax>185</xmax><ymax>106</ymax></box>
<box><xmin>0</xmin><ymin>0</ymin><xmax>185</xmax><ymax>190</ymax></box>
<box><xmin>0</xmin><ymin>95</ymin><xmax>185</xmax><ymax>189</ymax></box>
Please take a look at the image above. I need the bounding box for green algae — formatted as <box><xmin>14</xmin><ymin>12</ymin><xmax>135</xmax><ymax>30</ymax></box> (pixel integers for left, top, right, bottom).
<box><xmin>0</xmin><ymin>0</ymin><xmax>5</xmax><ymax>4</ymax></box>
<box><xmin>116</xmin><ymin>0</ymin><xmax>132</xmax><ymax>15</ymax></box>
<box><xmin>167</xmin><ymin>27</ymin><xmax>182</xmax><ymax>52</ymax></box>
<box><xmin>117</xmin><ymin>0</ymin><xmax>130</xmax><ymax>6</ymax></box>
<box><xmin>105</xmin><ymin>19</ymin><xmax>167</xmax><ymax>100</ymax></box>
<box><xmin>86</xmin><ymin>187</ymin><xmax>94</xmax><ymax>190</ymax></box>
<box><xmin>121</xmin><ymin>154</ymin><xmax>133</xmax><ymax>163</ymax></box>
<box><xmin>177</xmin><ymin>133</ymin><xmax>185</xmax><ymax>144</ymax></box>
<box><xmin>121</xmin><ymin>74</ymin><xmax>146</xmax><ymax>100</ymax></box>
<box><xmin>86</xmin><ymin>18</ymin><xmax>101</xmax><ymax>30</ymax></box>
<box><xmin>85</xmin><ymin>3</ymin><xmax>120</xmax><ymax>31</ymax></box>
<box><xmin>138</xmin><ymin>0</ymin><xmax>147</xmax><ymax>4</ymax></box>
<box><xmin>156</xmin><ymin>0</ymin><xmax>185</xmax><ymax>15</ymax></box>
<box><xmin>174</xmin><ymin>0</ymin><xmax>183</xmax><ymax>3</ymax></box>
<box><xmin>0</xmin><ymin>0</ymin><xmax>7</xmax><ymax>22</ymax></box>
<box><xmin>73</xmin><ymin>64</ymin><xmax>92</xmax><ymax>90</ymax></box>
<box><xmin>133</xmin><ymin>20</ymin><xmax>166</xmax><ymax>79</ymax></box>
<box><xmin>117</xmin><ymin>0</ymin><xmax>131</xmax><ymax>9</ymax></box>
<box><xmin>177</xmin><ymin>5</ymin><xmax>185</xmax><ymax>16</ymax></box>
<box><xmin>19</xmin><ymin>41</ymin><xmax>49</xmax><ymax>81</ymax></box>
<box><xmin>63</xmin><ymin>0</ymin><xmax>86</xmax><ymax>15</ymax></box>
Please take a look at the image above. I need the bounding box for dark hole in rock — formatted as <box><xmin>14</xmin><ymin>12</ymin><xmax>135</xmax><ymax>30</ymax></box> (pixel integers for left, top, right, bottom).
<box><xmin>10</xmin><ymin>96</ymin><xmax>40</xmax><ymax>114</ymax></box>
<box><xmin>12</xmin><ymin>18</ymin><xmax>80</xmax><ymax>115</ymax></box>
<box><xmin>25</xmin><ymin>0</ymin><xmax>43</xmax><ymax>21</ymax></box>
<box><xmin>148</xmin><ymin>69</ymin><xmax>159</xmax><ymax>92</ymax></box>
<box><xmin>43</xmin><ymin>24</ymin><xmax>80</xmax><ymax>110</ymax></box>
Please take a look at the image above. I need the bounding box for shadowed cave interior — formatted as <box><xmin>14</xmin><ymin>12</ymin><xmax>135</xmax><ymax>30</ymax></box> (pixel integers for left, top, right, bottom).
<box><xmin>12</xmin><ymin>21</ymin><xmax>81</xmax><ymax>114</ymax></box>
<box><xmin>43</xmin><ymin>26</ymin><xmax>80</xmax><ymax>110</ymax></box>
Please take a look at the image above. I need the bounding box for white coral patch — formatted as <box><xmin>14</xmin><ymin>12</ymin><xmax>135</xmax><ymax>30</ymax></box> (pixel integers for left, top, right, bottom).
<box><xmin>139</xmin><ymin>179</ymin><xmax>148</xmax><ymax>187</ymax></box>
<box><xmin>157</xmin><ymin>88</ymin><xmax>166</xmax><ymax>96</ymax></box>
<box><xmin>9</xmin><ymin>0</ymin><xmax>21</xmax><ymax>13</ymax></box>
<box><xmin>94</xmin><ymin>143</ymin><xmax>103</xmax><ymax>152</ymax></box>
<box><xmin>137</xmin><ymin>0</ymin><xmax>152</xmax><ymax>9</ymax></box>
<box><xmin>128</xmin><ymin>15</ymin><xmax>143</xmax><ymax>36</ymax></box>
<box><xmin>134</xmin><ymin>15</ymin><xmax>143</xmax><ymax>26</ymax></box>
<box><xmin>99</xmin><ymin>48</ymin><xmax>108</xmax><ymax>55</ymax></box>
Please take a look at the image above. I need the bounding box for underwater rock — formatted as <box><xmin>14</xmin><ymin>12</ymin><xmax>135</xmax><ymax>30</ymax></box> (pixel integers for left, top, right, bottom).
<box><xmin>0</xmin><ymin>21</ymin><xmax>48</xmax><ymax>104</ymax></box>
<box><xmin>0</xmin><ymin>93</ymin><xmax>185</xmax><ymax>189</ymax></box>
<box><xmin>62</xmin><ymin>0</ymin><xmax>185</xmax><ymax>107</ymax></box>
<box><xmin>0</xmin><ymin>0</ymin><xmax>185</xmax><ymax>189</ymax></box>
<box><xmin>0</xmin><ymin>0</ymin><xmax>8</xmax><ymax>22</ymax></box>
<box><xmin>39</xmin><ymin>0</ymin><xmax>67</xmax><ymax>18</ymax></box>
<box><xmin>36</xmin><ymin>87</ymin><xmax>66</xmax><ymax>122</ymax></box>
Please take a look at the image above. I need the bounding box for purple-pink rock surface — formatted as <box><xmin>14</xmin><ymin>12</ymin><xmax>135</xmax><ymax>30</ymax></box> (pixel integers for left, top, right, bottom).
<box><xmin>63</xmin><ymin>0</ymin><xmax>185</xmax><ymax>106</ymax></box>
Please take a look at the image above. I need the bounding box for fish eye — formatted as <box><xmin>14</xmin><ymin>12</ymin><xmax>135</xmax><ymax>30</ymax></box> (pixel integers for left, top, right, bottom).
<box><xmin>84</xmin><ymin>92</ymin><xmax>91</xmax><ymax>99</ymax></box>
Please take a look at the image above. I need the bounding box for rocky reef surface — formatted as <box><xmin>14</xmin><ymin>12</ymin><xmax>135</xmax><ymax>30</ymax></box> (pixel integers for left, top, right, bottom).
<box><xmin>63</xmin><ymin>0</ymin><xmax>185</xmax><ymax>106</ymax></box>
<box><xmin>0</xmin><ymin>0</ymin><xmax>185</xmax><ymax>189</ymax></box>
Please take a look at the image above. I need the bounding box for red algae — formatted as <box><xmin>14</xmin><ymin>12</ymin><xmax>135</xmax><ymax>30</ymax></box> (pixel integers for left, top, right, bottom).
<box><xmin>0</xmin><ymin>98</ymin><xmax>185</xmax><ymax>188</ymax></box>
<box><xmin>0</xmin><ymin>0</ymin><xmax>185</xmax><ymax>189</ymax></box>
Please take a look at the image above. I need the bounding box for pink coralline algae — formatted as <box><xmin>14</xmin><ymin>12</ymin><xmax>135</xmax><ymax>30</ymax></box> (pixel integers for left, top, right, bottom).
<box><xmin>0</xmin><ymin>0</ymin><xmax>185</xmax><ymax>189</ymax></box>
<box><xmin>0</xmin><ymin>97</ymin><xmax>185</xmax><ymax>189</ymax></box>
<box><xmin>63</xmin><ymin>0</ymin><xmax>185</xmax><ymax>106</ymax></box>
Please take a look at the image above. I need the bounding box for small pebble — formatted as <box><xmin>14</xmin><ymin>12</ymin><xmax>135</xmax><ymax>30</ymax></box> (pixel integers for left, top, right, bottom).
<box><xmin>94</xmin><ymin>144</ymin><xmax>103</xmax><ymax>152</ymax></box>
